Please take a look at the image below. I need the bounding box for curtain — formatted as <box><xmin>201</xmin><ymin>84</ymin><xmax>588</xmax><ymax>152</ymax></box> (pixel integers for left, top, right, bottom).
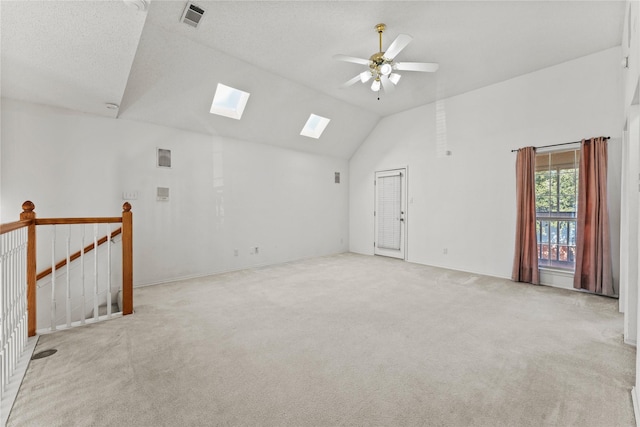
<box><xmin>512</xmin><ymin>147</ymin><xmax>539</xmax><ymax>284</ymax></box>
<box><xmin>573</xmin><ymin>137</ymin><xmax>614</xmax><ymax>295</ymax></box>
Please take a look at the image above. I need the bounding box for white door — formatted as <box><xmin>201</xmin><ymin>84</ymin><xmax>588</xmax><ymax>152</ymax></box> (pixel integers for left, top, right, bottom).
<box><xmin>374</xmin><ymin>168</ymin><xmax>406</xmax><ymax>259</ymax></box>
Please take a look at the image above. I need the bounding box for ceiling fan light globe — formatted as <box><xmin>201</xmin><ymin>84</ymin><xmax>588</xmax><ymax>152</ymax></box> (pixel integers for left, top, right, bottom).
<box><xmin>360</xmin><ymin>71</ymin><xmax>372</xmax><ymax>83</ymax></box>
<box><xmin>371</xmin><ymin>79</ymin><xmax>381</xmax><ymax>92</ymax></box>
<box><xmin>389</xmin><ymin>73</ymin><xmax>401</xmax><ymax>85</ymax></box>
<box><xmin>380</xmin><ymin>63</ymin><xmax>393</xmax><ymax>76</ymax></box>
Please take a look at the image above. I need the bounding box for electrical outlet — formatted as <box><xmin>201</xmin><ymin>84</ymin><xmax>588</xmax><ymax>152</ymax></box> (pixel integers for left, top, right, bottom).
<box><xmin>443</xmin><ymin>248</ymin><xmax>448</xmax><ymax>255</ymax></box>
<box><xmin>234</xmin><ymin>249</ymin><xmax>238</xmax><ymax>257</ymax></box>
<box><xmin>254</xmin><ymin>246</ymin><xmax>259</xmax><ymax>254</ymax></box>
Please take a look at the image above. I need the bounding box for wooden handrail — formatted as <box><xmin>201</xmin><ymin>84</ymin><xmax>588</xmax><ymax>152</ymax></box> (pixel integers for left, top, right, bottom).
<box><xmin>0</xmin><ymin>201</ymin><xmax>134</xmax><ymax>336</ymax></box>
<box><xmin>0</xmin><ymin>219</ymin><xmax>34</xmax><ymax>235</ymax></box>
<box><xmin>36</xmin><ymin>228</ymin><xmax>122</xmax><ymax>281</ymax></box>
<box><xmin>36</xmin><ymin>217</ymin><xmax>122</xmax><ymax>225</ymax></box>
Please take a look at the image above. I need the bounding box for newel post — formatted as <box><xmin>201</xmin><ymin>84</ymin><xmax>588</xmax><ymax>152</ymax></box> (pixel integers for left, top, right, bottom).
<box><xmin>122</xmin><ymin>203</ymin><xmax>133</xmax><ymax>315</ymax></box>
<box><xmin>20</xmin><ymin>201</ymin><xmax>37</xmax><ymax>337</ymax></box>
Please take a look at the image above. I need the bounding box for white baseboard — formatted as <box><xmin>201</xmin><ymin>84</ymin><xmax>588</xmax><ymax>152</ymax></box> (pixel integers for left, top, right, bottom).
<box><xmin>625</xmin><ymin>337</ymin><xmax>638</xmax><ymax>347</ymax></box>
<box><xmin>135</xmin><ymin>251</ymin><xmax>352</xmax><ymax>288</ymax></box>
<box><xmin>406</xmin><ymin>260</ymin><xmax>511</xmax><ymax>281</ymax></box>
<box><xmin>632</xmin><ymin>387</ymin><xmax>639</xmax><ymax>427</ymax></box>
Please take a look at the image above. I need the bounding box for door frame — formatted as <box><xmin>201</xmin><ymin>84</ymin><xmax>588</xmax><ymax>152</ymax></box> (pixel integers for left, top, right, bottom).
<box><xmin>373</xmin><ymin>166</ymin><xmax>408</xmax><ymax>260</ymax></box>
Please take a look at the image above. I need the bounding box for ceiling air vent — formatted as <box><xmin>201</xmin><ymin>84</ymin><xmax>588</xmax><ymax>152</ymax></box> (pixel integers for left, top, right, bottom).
<box><xmin>181</xmin><ymin>2</ymin><xmax>205</xmax><ymax>28</ymax></box>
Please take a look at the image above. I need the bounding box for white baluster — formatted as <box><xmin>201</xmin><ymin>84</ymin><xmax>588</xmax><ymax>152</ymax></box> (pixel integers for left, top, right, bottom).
<box><xmin>7</xmin><ymin>232</ymin><xmax>14</xmax><ymax>392</ymax></box>
<box><xmin>14</xmin><ymin>232</ymin><xmax>20</xmax><ymax>359</ymax></box>
<box><xmin>3</xmin><ymin>233</ymin><xmax>8</xmax><ymax>394</ymax></box>
<box><xmin>1</xmin><ymin>233</ymin><xmax>6</xmax><ymax>394</ymax></box>
<box><xmin>17</xmin><ymin>230</ymin><xmax>22</xmax><ymax>349</ymax></box>
<box><xmin>24</xmin><ymin>228</ymin><xmax>27</xmax><ymax>346</ymax></box>
<box><xmin>66</xmin><ymin>225</ymin><xmax>71</xmax><ymax>328</ymax></box>
<box><xmin>51</xmin><ymin>227</ymin><xmax>57</xmax><ymax>331</ymax></box>
<box><xmin>19</xmin><ymin>228</ymin><xmax>26</xmax><ymax>350</ymax></box>
<box><xmin>106</xmin><ymin>224</ymin><xmax>112</xmax><ymax>318</ymax></box>
<box><xmin>93</xmin><ymin>224</ymin><xmax>99</xmax><ymax>321</ymax></box>
<box><xmin>9</xmin><ymin>232</ymin><xmax>15</xmax><ymax>381</ymax></box>
<box><xmin>10</xmin><ymin>231</ymin><xmax>16</xmax><ymax>380</ymax></box>
<box><xmin>6</xmin><ymin>232</ymin><xmax>12</xmax><ymax>382</ymax></box>
<box><xmin>5</xmin><ymin>233</ymin><xmax>11</xmax><ymax>384</ymax></box>
<box><xmin>80</xmin><ymin>226</ymin><xmax>86</xmax><ymax>325</ymax></box>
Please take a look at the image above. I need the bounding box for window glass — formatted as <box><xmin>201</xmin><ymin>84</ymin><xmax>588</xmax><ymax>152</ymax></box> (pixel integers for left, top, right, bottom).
<box><xmin>535</xmin><ymin>149</ymin><xmax>579</xmax><ymax>270</ymax></box>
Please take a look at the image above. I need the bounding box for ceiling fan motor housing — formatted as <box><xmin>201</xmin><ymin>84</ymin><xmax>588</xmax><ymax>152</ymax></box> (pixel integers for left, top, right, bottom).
<box><xmin>369</xmin><ymin>52</ymin><xmax>388</xmax><ymax>67</ymax></box>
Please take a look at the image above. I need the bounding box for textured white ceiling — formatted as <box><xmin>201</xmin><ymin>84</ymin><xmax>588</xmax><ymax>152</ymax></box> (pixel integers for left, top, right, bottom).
<box><xmin>119</xmin><ymin>21</ymin><xmax>380</xmax><ymax>159</ymax></box>
<box><xmin>0</xmin><ymin>1</ymin><xmax>626</xmax><ymax>159</ymax></box>
<box><xmin>1</xmin><ymin>0</ymin><xmax>148</xmax><ymax>118</ymax></box>
<box><xmin>144</xmin><ymin>1</ymin><xmax>624</xmax><ymax>116</ymax></box>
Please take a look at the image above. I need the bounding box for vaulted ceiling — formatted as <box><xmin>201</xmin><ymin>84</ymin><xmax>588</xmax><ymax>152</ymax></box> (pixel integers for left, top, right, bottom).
<box><xmin>1</xmin><ymin>1</ymin><xmax>625</xmax><ymax>159</ymax></box>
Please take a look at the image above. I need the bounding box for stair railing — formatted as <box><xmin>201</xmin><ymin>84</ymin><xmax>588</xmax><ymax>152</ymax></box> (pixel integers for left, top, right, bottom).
<box><xmin>0</xmin><ymin>201</ymin><xmax>133</xmax><ymax>399</ymax></box>
<box><xmin>0</xmin><ymin>210</ymin><xmax>30</xmax><ymax>401</ymax></box>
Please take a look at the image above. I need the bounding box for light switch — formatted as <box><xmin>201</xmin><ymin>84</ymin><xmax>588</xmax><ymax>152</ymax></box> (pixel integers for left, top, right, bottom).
<box><xmin>123</xmin><ymin>191</ymin><xmax>138</xmax><ymax>200</ymax></box>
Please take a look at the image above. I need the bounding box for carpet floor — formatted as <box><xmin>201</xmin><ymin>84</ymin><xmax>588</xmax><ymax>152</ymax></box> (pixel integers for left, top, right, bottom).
<box><xmin>7</xmin><ymin>253</ymin><xmax>636</xmax><ymax>426</ymax></box>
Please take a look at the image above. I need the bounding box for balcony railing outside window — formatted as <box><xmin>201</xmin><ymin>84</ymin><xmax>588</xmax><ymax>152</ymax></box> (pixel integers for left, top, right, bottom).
<box><xmin>536</xmin><ymin>216</ymin><xmax>576</xmax><ymax>270</ymax></box>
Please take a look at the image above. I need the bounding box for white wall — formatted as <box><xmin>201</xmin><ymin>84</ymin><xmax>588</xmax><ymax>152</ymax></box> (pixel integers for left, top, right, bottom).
<box><xmin>621</xmin><ymin>103</ymin><xmax>640</xmax><ymax>345</ymax></box>
<box><xmin>623</xmin><ymin>1</ymin><xmax>640</xmax><ymax>118</ymax></box>
<box><xmin>1</xmin><ymin>98</ymin><xmax>350</xmax><ymax>286</ymax></box>
<box><xmin>624</xmin><ymin>105</ymin><xmax>640</xmax><ymax>347</ymax></box>
<box><xmin>350</xmin><ymin>47</ymin><xmax>622</xmax><ymax>282</ymax></box>
<box><xmin>620</xmin><ymin>0</ymin><xmax>640</xmax><ymax>414</ymax></box>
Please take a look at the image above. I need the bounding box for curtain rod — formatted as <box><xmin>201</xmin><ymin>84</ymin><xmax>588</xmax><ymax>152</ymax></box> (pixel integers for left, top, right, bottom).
<box><xmin>510</xmin><ymin>136</ymin><xmax>610</xmax><ymax>152</ymax></box>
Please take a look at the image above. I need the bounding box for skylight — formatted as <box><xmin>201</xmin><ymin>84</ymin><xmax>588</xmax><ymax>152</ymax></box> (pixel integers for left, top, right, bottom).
<box><xmin>210</xmin><ymin>83</ymin><xmax>250</xmax><ymax>120</ymax></box>
<box><xmin>300</xmin><ymin>114</ymin><xmax>330</xmax><ymax>139</ymax></box>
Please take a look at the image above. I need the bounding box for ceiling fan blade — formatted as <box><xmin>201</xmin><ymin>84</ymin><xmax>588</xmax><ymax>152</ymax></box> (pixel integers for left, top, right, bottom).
<box><xmin>383</xmin><ymin>34</ymin><xmax>412</xmax><ymax>60</ymax></box>
<box><xmin>380</xmin><ymin>75</ymin><xmax>395</xmax><ymax>93</ymax></box>
<box><xmin>395</xmin><ymin>62</ymin><xmax>439</xmax><ymax>72</ymax></box>
<box><xmin>333</xmin><ymin>54</ymin><xmax>370</xmax><ymax>65</ymax></box>
<box><xmin>341</xmin><ymin>74</ymin><xmax>362</xmax><ymax>88</ymax></box>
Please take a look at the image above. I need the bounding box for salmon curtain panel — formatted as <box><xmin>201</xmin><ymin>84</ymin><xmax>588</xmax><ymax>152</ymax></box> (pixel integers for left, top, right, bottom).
<box><xmin>574</xmin><ymin>137</ymin><xmax>614</xmax><ymax>295</ymax></box>
<box><xmin>512</xmin><ymin>146</ymin><xmax>539</xmax><ymax>284</ymax></box>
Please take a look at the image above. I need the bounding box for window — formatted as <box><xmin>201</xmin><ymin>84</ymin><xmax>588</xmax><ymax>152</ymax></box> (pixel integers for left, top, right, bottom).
<box><xmin>300</xmin><ymin>114</ymin><xmax>330</xmax><ymax>139</ymax></box>
<box><xmin>209</xmin><ymin>83</ymin><xmax>250</xmax><ymax>120</ymax></box>
<box><xmin>535</xmin><ymin>149</ymin><xmax>580</xmax><ymax>270</ymax></box>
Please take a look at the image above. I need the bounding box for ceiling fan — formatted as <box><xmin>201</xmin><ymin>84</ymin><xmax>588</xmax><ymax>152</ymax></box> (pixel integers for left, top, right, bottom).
<box><xmin>334</xmin><ymin>23</ymin><xmax>439</xmax><ymax>94</ymax></box>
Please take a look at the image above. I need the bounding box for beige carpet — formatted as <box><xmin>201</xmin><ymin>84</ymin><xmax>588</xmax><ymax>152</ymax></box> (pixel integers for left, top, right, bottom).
<box><xmin>7</xmin><ymin>253</ymin><xmax>636</xmax><ymax>426</ymax></box>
